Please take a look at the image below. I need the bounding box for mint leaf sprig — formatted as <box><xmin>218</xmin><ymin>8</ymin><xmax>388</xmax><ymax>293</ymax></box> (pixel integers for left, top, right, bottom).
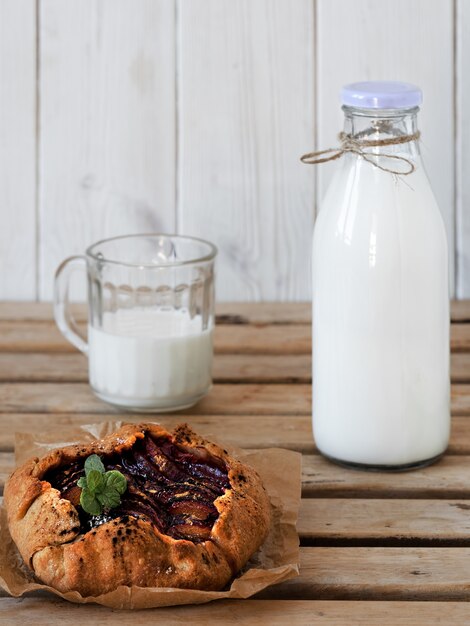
<box><xmin>77</xmin><ymin>454</ymin><xmax>127</xmax><ymax>516</ymax></box>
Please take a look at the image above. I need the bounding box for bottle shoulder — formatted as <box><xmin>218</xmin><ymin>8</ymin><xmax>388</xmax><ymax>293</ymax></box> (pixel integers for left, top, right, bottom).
<box><xmin>312</xmin><ymin>160</ymin><xmax>448</xmax><ymax>272</ymax></box>
<box><xmin>315</xmin><ymin>159</ymin><xmax>446</xmax><ymax>233</ymax></box>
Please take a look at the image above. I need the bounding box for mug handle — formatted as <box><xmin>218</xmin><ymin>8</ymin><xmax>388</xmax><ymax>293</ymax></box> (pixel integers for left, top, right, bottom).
<box><xmin>54</xmin><ymin>255</ymin><xmax>89</xmax><ymax>355</ymax></box>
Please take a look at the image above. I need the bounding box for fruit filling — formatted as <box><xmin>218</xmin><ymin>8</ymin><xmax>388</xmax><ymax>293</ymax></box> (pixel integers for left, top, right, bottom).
<box><xmin>46</xmin><ymin>434</ymin><xmax>230</xmax><ymax>543</ymax></box>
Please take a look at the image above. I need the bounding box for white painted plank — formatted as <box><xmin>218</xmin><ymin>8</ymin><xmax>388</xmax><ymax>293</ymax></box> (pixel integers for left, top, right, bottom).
<box><xmin>456</xmin><ymin>0</ymin><xmax>470</xmax><ymax>298</ymax></box>
<box><xmin>0</xmin><ymin>0</ymin><xmax>37</xmax><ymax>299</ymax></box>
<box><xmin>39</xmin><ymin>0</ymin><xmax>176</xmax><ymax>300</ymax></box>
<box><xmin>178</xmin><ymin>0</ymin><xmax>315</xmax><ymax>301</ymax></box>
<box><xmin>316</xmin><ymin>0</ymin><xmax>455</xmax><ymax>293</ymax></box>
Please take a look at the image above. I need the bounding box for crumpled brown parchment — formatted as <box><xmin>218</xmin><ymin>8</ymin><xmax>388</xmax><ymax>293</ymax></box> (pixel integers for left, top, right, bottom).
<box><xmin>0</xmin><ymin>421</ymin><xmax>301</xmax><ymax>609</ymax></box>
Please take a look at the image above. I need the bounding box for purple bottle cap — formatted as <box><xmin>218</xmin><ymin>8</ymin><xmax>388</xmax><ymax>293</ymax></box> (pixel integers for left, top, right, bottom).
<box><xmin>341</xmin><ymin>81</ymin><xmax>422</xmax><ymax>109</ymax></box>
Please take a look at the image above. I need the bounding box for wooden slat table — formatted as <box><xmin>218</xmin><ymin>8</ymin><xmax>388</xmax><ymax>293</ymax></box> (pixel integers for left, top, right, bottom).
<box><xmin>2</xmin><ymin>301</ymin><xmax>470</xmax><ymax>625</ymax></box>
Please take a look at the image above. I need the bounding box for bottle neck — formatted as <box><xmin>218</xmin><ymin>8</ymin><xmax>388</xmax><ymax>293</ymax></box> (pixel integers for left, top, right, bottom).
<box><xmin>343</xmin><ymin>106</ymin><xmax>420</xmax><ymax>159</ymax></box>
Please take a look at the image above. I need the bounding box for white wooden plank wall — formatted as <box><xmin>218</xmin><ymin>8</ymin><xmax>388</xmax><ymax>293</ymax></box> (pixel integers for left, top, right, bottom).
<box><xmin>456</xmin><ymin>0</ymin><xmax>470</xmax><ymax>297</ymax></box>
<box><xmin>0</xmin><ymin>0</ymin><xmax>37</xmax><ymax>299</ymax></box>
<box><xmin>39</xmin><ymin>0</ymin><xmax>176</xmax><ymax>299</ymax></box>
<box><xmin>178</xmin><ymin>0</ymin><xmax>315</xmax><ymax>301</ymax></box>
<box><xmin>0</xmin><ymin>0</ymin><xmax>467</xmax><ymax>301</ymax></box>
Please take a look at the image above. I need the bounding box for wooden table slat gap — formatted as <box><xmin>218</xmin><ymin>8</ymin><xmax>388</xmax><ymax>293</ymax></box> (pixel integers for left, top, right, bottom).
<box><xmin>3</xmin><ymin>415</ymin><xmax>470</xmax><ymax>457</ymax></box>
<box><xmin>2</xmin><ymin>599</ymin><xmax>470</xmax><ymax>624</ymax></box>
<box><xmin>2</xmin><ymin>353</ymin><xmax>470</xmax><ymax>385</ymax></box>
<box><xmin>1</xmin><ymin>299</ymin><xmax>470</xmax><ymax>322</ymax></box>
<box><xmin>1</xmin><ymin>320</ymin><xmax>470</xmax><ymax>356</ymax></box>
<box><xmin>1</xmin><ymin>382</ymin><xmax>470</xmax><ymax>416</ymax></box>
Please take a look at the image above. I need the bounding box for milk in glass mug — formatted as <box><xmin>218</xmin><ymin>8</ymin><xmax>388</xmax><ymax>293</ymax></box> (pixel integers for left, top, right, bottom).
<box><xmin>54</xmin><ymin>234</ymin><xmax>216</xmax><ymax>412</ymax></box>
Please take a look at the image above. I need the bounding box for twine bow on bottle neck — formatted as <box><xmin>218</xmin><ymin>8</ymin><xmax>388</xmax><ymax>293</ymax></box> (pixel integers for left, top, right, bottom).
<box><xmin>300</xmin><ymin>130</ymin><xmax>421</xmax><ymax>175</ymax></box>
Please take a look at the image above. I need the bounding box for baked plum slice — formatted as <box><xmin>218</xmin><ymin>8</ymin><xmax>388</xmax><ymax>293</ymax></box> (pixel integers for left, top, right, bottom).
<box><xmin>47</xmin><ymin>431</ymin><xmax>231</xmax><ymax>543</ymax></box>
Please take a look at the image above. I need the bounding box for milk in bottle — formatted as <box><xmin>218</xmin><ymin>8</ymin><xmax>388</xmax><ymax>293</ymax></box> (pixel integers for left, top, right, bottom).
<box><xmin>311</xmin><ymin>82</ymin><xmax>450</xmax><ymax>469</ymax></box>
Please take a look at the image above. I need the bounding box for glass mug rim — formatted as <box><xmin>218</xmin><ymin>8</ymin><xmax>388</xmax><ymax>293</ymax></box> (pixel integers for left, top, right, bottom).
<box><xmin>85</xmin><ymin>233</ymin><xmax>218</xmax><ymax>269</ymax></box>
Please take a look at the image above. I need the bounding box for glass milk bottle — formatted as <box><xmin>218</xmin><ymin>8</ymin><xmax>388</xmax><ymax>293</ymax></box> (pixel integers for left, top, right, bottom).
<box><xmin>311</xmin><ymin>81</ymin><xmax>450</xmax><ymax>470</ymax></box>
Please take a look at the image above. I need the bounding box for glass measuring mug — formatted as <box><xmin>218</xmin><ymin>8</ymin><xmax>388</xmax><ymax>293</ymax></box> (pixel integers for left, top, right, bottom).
<box><xmin>54</xmin><ymin>234</ymin><xmax>217</xmax><ymax>412</ymax></box>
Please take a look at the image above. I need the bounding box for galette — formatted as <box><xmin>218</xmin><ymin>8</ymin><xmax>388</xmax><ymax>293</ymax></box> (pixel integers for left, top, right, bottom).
<box><xmin>4</xmin><ymin>423</ymin><xmax>271</xmax><ymax>596</ymax></box>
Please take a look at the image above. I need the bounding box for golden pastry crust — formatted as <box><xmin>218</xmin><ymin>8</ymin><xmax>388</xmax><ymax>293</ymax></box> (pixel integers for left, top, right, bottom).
<box><xmin>4</xmin><ymin>423</ymin><xmax>271</xmax><ymax>596</ymax></box>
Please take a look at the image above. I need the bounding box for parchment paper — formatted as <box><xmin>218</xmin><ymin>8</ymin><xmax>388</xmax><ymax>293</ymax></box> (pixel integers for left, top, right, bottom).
<box><xmin>0</xmin><ymin>421</ymin><xmax>301</xmax><ymax>609</ymax></box>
